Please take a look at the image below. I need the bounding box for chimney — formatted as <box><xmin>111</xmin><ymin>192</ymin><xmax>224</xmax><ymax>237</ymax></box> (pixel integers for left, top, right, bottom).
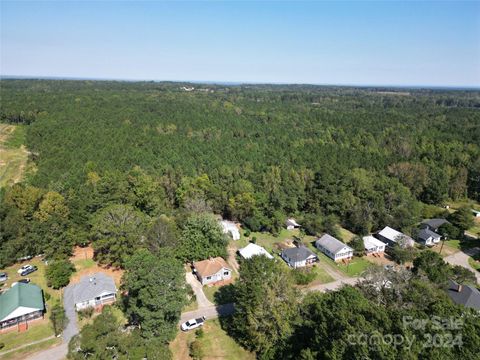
<box><xmin>457</xmin><ymin>284</ymin><xmax>463</xmax><ymax>293</ymax></box>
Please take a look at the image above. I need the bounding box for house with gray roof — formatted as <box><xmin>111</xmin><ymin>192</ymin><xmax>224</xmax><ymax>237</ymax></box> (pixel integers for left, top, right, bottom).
<box><xmin>73</xmin><ymin>273</ymin><xmax>117</xmax><ymax>311</ymax></box>
<box><xmin>417</xmin><ymin>228</ymin><xmax>442</xmax><ymax>246</ymax></box>
<box><xmin>420</xmin><ymin>218</ymin><xmax>450</xmax><ymax>233</ymax></box>
<box><xmin>447</xmin><ymin>281</ymin><xmax>480</xmax><ymax>311</ymax></box>
<box><xmin>315</xmin><ymin>234</ymin><xmax>353</xmax><ymax>262</ymax></box>
<box><xmin>0</xmin><ymin>283</ymin><xmax>45</xmax><ymax>331</ymax></box>
<box><xmin>281</xmin><ymin>246</ymin><xmax>317</xmax><ymax>268</ymax></box>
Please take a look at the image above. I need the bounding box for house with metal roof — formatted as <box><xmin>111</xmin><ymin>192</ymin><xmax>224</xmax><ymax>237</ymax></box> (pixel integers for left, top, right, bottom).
<box><xmin>73</xmin><ymin>273</ymin><xmax>117</xmax><ymax>311</ymax></box>
<box><xmin>281</xmin><ymin>246</ymin><xmax>318</xmax><ymax>268</ymax></box>
<box><xmin>0</xmin><ymin>283</ymin><xmax>45</xmax><ymax>331</ymax></box>
<box><xmin>315</xmin><ymin>234</ymin><xmax>353</xmax><ymax>262</ymax></box>
<box><xmin>285</xmin><ymin>218</ymin><xmax>301</xmax><ymax>230</ymax></box>
<box><xmin>238</xmin><ymin>243</ymin><xmax>274</xmax><ymax>260</ymax></box>
<box><xmin>363</xmin><ymin>235</ymin><xmax>386</xmax><ymax>255</ymax></box>
<box><xmin>219</xmin><ymin>220</ymin><xmax>240</xmax><ymax>241</ymax></box>
<box><xmin>375</xmin><ymin>226</ymin><xmax>414</xmax><ymax>248</ymax></box>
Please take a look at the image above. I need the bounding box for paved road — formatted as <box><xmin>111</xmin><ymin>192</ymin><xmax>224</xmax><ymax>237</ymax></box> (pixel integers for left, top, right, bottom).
<box><xmin>186</xmin><ymin>272</ymin><xmax>213</xmax><ymax>308</ymax></box>
<box><xmin>444</xmin><ymin>247</ymin><xmax>480</xmax><ymax>284</ymax></box>
<box><xmin>180</xmin><ymin>303</ymin><xmax>235</xmax><ymax>324</ymax></box>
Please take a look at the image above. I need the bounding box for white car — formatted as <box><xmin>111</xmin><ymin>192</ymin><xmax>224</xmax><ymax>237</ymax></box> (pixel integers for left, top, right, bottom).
<box><xmin>17</xmin><ymin>264</ymin><xmax>33</xmax><ymax>274</ymax></box>
<box><xmin>181</xmin><ymin>316</ymin><xmax>206</xmax><ymax>331</ymax></box>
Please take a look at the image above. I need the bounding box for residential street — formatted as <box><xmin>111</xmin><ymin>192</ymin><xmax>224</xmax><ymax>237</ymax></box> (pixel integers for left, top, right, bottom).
<box><xmin>444</xmin><ymin>247</ymin><xmax>480</xmax><ymax>284</ymax></box>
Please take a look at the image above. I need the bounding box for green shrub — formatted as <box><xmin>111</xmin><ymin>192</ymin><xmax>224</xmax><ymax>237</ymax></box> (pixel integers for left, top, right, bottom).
<box><xmin>45</xmin><ymin>259</ymin><xmax>75</xmax><ymax>289</ymax></box>
<box><xmin>78</xmin><ymin>307</ymin><xmax>94</xmax><ymax>320</ymax></box>
<box><xmin>189</xmin><ymin>340</ymin><xmax>204</xmax><ymax>360</ymax></box>
<box><xmin>292</xmin><ymin>268</ymin><xmax>316</xmax><ymax>285</ymax></box>
<box><xmin>244</xmin><ymin>229</ymin><xmax>251</xmax><ymax>237</ymax></box>
<box><xmin>44</xmin><ymin>291</ymin><xmax>51</xmax><ymax>301</ymax></box>
<box><xmin>195</xmin><ymin>328</ymin><xmax>204</xmax><ymax>338</ymax></box>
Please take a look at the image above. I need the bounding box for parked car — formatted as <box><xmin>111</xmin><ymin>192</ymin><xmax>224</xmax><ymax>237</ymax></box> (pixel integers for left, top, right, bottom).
<box><xmin>20</xmin><ymin>265</ymin><xmax>38</xmax><ymax>276</ymax></box>
<box><xmin>0</xmin><ymin>272</ymin><xmax>8</xmax><ymax>282</ymax></box>
<box><xmin>18</xmin><ymin>264</ymin><xmax>34</xmax><ymax>274</ymax></box>
<box><xmin>12</xmin><ymin>278</ymin><xmax>30</xmax><ymax>286</ymax></box>
<box><xmin>181</xmin><ymin>316</ymin><xmax>206</xmax><ymax>331</ymax></box>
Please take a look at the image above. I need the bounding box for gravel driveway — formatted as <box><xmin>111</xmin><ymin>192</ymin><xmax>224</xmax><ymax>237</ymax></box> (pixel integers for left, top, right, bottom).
<box><xmin>63</xmin><ymin>283</ymin><xmax>79</xmax><ymax>343</ymax></box>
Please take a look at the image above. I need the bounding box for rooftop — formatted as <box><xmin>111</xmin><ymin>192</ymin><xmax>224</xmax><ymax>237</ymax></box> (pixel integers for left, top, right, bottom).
<box><xmin>316</xmin><ymin>234</ymin><xmax>352</xmax><ymax>254</ymax></box>
<box><xmin>282</xmin><ymin>246</ymin><xmax>316</xmax><ymax>262</ymax></box>
<box><xmin>239</xmin><ymin>243</ymin><xmax>273</xmax><ymax>259</ymax></box>
<box><xmin>194</xmin><ymin>257</ymin><xmax>231</xmax><ymax>278</ymax></box>
<box><xmin>0</xmin><ymin>283</ymin><xmax>44</xmax><ymax>322</ymax></box>
<box><xmin>447</xmin><ymin>281</ymin><xmax>480</xmax><ymax>310</ymax></box>
<box><xmin>73</xmin><ymin>273</ymin><xmax>117</xmax><ymax>304</ymax></box>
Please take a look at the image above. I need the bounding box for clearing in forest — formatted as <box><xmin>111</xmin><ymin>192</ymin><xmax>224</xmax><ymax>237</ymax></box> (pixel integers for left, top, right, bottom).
<box><xmin>0</xmin><ymin>124</ymin><xmax>30</xmax><ymax>187</ymax></box>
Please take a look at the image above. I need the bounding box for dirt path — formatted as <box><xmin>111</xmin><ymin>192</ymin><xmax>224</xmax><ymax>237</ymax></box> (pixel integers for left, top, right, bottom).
<box><xmin>227</xmin><ymin>243</ymin><xmax>240</xmax><ymax>274</ymax></box>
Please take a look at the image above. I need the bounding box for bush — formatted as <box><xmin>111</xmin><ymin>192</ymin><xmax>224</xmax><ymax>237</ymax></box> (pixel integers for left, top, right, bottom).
<box><xmin>195</xmin><ymin>328</ymin><xmax>204</xmax><ymax>338</ymax></box>
<box><xmin>0</xmin><ymin>342</ymin><xmax>4</xmax><ymax>350</ymax></box>
<box><xmin>45</xmin><ymin>259</ymin><xmax>75</xmax><ymax>289</ymax></box>
<box><xmin>250</xmin><ymin>236</ymin><xmax>257</xmax><ymax>244</ymax></box>
<box><xmin>50</xmin><ymin>304</ymin><xmax>68</xmax><ymax>336</ymax></box>
<box><xmin>189</xmin><ymin>340</ymin><xmax>204</xmax><ymax>360</ymax></box>
<box><xmin>44</xmin><ymin>291</ymin><xmax>51</xmax><ymax>301</ymax></box>
<box><xmin>244</xmin><ymin>229</ymin><xmax>251</xmax><ymax>237</ymax></box>
<box><xmin>292</xmin><ymin>268</ymin><xmax>316</xmax><ymax>285</ymax></box>
<box><xmin>78</xmin><ymin>307</ymin><xmax>94</xmax><ymax>320</ymax></box>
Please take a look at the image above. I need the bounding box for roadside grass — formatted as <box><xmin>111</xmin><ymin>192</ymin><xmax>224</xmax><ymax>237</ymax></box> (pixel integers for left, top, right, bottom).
<box><xmin>170</xmin><ymin>319</ymin><xmax>254</xmax><ymax>360</ymax></box>
<box><xmin>0</xmin><ymin>257</ymin><xmax>62</xmax><ymax>351</ymax></box>
<box><xmin>0</xmin><ymin>337</ymin><xmax>61</xmax><ymax>360</ymax></box>
<box><xmin>468</xmin><ymin>254</ymin><xmax>480</xmax><ymax>272</ymax></box>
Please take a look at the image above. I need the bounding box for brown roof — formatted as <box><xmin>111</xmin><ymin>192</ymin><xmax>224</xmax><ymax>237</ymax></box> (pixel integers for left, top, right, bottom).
<box><xmin>193</xmin><ymin>257</ymin><xmax>231</xmax><ymax>278</ymax></box>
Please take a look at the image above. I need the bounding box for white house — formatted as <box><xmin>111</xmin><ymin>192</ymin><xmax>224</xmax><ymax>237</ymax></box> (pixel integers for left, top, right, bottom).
<box><xmin>285</xmin><ymin>218</ymin><xmax>301</xmax><ymax>230</ymax></box>
<box><xmin>363</xmin><ymin>235</ymin><xmax>386</xmax><ymax>255</ymax></box>
<box><xmin>238</xmin><ymin>243</ymin><xmax>274</xmax><ymax>260</ymax></box>
<box><xmin>375</xmin><ymin>226</ymin><xmax>414</xmax><ymax>248</ymax></box>
<box><xmin>417</xmin><ymin>228</ymin><xmax>441</xmax><ymax>246</ymax></box>
<box><xmin>193</xmin><ymin>257</ymin><xmax>232</xmax><ymax>285</ymax></box>
<box><xmin>220</xmin><ymin>220</ymin><xmax>240</xmax><ymax>241</ymax></box>
<box><xmin>73</xmin><ymin>273</ymin><xmax>117</xmax><ymax>311</ymax></box>
<box><xmin>281</xmin><ymin>246</ymin><xmax>317</xmax><ymax>268</ymax></box>
<box><xmin>315</xmin><ymin>234</ymin><xmax>353</xmax><ymax>262</ymax></box>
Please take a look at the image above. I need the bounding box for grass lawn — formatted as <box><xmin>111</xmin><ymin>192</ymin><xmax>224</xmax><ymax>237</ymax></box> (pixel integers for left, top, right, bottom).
<box><xmin>73</xmin><ymin>258</ymin><xmax>96</xmax><ymax>271</ymax></box>
<box><xmin>203</xmin><ymin>285</ymin><xmax>219</xmax><ymax>304</ymax></box>
<box><xmin>337</xmin><ymin>226</ymin><xmax>357</xmax><ymax>243</ymax></box>
<box><xmin>0</xmin><ymin>124</ymin><xmax>30</xmax><ymax>188</ymax></box>
<box><xmin>0</xmin><ymin>257</ymin><xmax>62</xmax><ymax>352</ymax></box>
<box><xmin>170</xmin><ymin>319</ymin><xmax>254</xmax><ymax>360</ymax></box>
<box><xmin>0</xmin><ymin>337</ymin><xmax>61</xmax><ymax>360</ymax></box>
<box><xmin>468</xmin><ymin>255</ymin><xmax>480</xmax><ymax>272</ymax></box>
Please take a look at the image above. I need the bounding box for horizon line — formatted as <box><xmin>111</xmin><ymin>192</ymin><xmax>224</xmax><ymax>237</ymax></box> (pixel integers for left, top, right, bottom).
<box><xmin>1</xmin><ymin>74</ymin><xmax>479</xmax><ymax>91</ymax></box>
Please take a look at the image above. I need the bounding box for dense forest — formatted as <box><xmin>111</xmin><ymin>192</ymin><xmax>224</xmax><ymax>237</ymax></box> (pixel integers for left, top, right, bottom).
<box><xmin>1</xmin><ymin>80</ymin><xmax>479</xmax><ymax>264</ymax></box>
<box><xmin>1</xmin><ymin>80</ymin><xmax>480</xmax><ymax>359</ymax></box>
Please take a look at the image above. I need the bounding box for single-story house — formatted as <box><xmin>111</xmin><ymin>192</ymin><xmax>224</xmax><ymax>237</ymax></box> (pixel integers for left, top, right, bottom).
<box><xmin>417</xmin><ymin>228</ymin><xmax>442</xmax><ymax>246</ymax></box>
<box><xmin>420</xmin><ymin>218</ymin><xmax>450</xmax><ymax>232</ymax></box>
<box><xmin>446</xmin><ymin>280</ymin><xmax>480</xmax><ymax>310</ymax></box>
<box><xmin>375</xmin><ymin>226</ymin><xmax>414</xmax><ymax>248</ymax></box>
<box><xmin>238</xmin><ymin>243</ymin><xmax>274</xmax><ymax>260</ymax></box>
<box><xmin>285</xmin><ymin>218</ymin><xmax>301</xmax><ymax>230</ymax></box>
<box><xmin>73</xmin><ymin>273</ymin><xmax>117</xmax><ymax>311</ymax></box>
<box><xmin>193</xmin><ymin>257</ymin><xmax>232</xmax><ymax>285</ymax></box>
<box><xmin>315</xmin><ymin>234</ymin><xmax>353</xmax><ymax>262</ymax></box>
<box><xmin>363</xmin><ymin>235</ymin><xmax>386</xmax><ymax>255</ymax></box>
<box><xmin>281</xmin><ymin>246</ymin><xmax>318</xmax><ymax>268</ymax></box>
<box><xmin>220</xmin><ymin>220</ymin><xmax>240</xmax><ymax>241</ymax></box>
<box><xmin>0</xmin><ymin>283</ymin><xmax>45</xmax><ymax>331</ymax></box>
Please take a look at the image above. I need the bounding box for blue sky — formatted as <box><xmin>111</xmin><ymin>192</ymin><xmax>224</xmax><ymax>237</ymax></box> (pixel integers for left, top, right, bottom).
<box><xmin>1</xmin><ymin>1</ymin><xmax>479</xmax><ymax>87</ymax></box>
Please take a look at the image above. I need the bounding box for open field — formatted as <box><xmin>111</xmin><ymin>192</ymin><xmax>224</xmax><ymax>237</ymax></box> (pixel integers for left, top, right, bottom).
<box><xmin>0</xmin><ymin>124</ymin><xmax>30</xmax><ymax>187</ymax></box>
<box><xmin>170</xmin><ymin>319</ymin><xmax>254</xmax><ymax>360</ymax></box>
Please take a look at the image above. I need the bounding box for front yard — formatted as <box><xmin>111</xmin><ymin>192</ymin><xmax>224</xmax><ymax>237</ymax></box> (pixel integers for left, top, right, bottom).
<box><xmin>170</xmin><ymin>319</ymin><xmax>254</xmax><ymax>360</ymax></box>
<box><xmin>0</xmin><ymin>257</ymin><xmax>61</xmax><ymax>357</ymax></box>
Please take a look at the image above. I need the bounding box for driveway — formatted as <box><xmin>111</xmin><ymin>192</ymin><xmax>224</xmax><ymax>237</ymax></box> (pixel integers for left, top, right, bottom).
<box><xmin>180</xmin><ymin>303</ymin><xmax>235</xmax><ymax>323</ymax></box>
<box><xmin>186</xmin><ymin>271</ymin><xmax>213</xmax><ymax>308</ymax></box>
<box><xmin>63</xmin><ymin>283</ymin><xmax>79</xmax><ymax>343</ymax></box>
<box><xmin>444</xmin><ymin>247</ymin><xmax>480</xmax><ymax>284</ymax></box>
<box><xmin>306</xmin><ymin>277</ymin><xmax>359</xmax><ymax>292</ymax></box>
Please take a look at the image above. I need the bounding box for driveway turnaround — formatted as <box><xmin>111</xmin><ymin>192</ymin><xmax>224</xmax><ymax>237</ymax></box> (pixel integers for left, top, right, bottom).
<box><xmin>444</xmin><ymin>247</ymin><xmax>480</xmax><ymax>284</ymax></box>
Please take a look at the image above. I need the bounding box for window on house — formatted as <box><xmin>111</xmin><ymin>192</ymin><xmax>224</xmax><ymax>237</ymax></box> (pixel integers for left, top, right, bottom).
<box><xmin>206</xmin><ymin>276</ymin><xmax>212</xmax><ymax>280</ymax></box>
<box><xmin>224</xmin><ymin>271</ymin><xmax>229</xmax><ymax>276</ymax></box>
